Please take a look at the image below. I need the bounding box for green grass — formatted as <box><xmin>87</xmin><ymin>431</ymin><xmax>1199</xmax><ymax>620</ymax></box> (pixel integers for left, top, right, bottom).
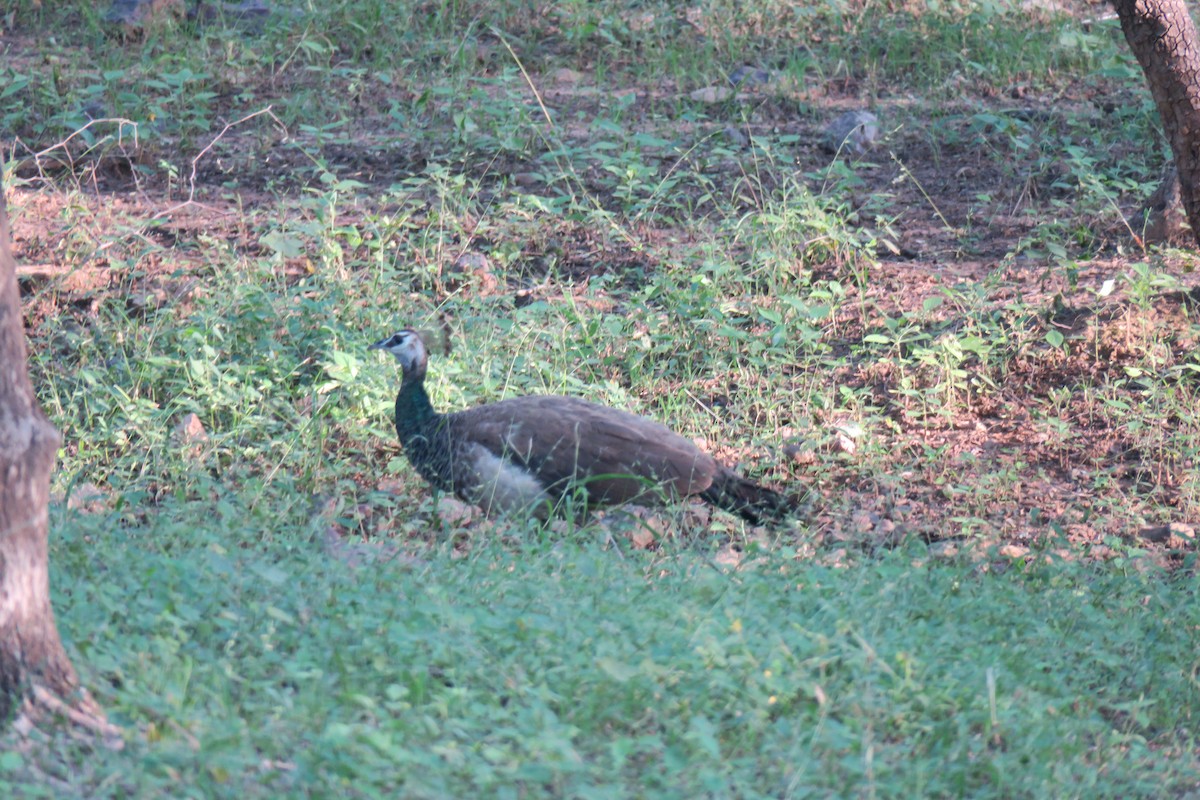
<box><xmin>5</xmin><ymin>0</ymin><xmax>1200</xmax><ymax>795</ymax></box>
<box><xmin>15</xmin><ymin>508</ymin><xmax>1199</xmax><ymax>798</ymax></box>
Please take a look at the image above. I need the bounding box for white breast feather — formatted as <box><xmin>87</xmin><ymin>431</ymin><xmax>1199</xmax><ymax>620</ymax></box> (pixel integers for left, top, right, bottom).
<box><xmin>465</xmin><ymin>446</ymin><xmax>552</xmax><ymax>515</ymax></box>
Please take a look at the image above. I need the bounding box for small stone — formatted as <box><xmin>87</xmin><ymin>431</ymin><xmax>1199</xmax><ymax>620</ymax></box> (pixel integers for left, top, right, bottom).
<box><xmin>722</xmin><ymin>125</ymin><xmax>749</xmax><ymax>147</ymax></box>
<box><xmin>821</xmin><ymin>110</ymin><xmax>879</xmax><ymax>156</ymax></box>
<box><xmin>728</xmin><ymin>66</ymin><xmax>772</xmax><ymax>88</ymax></box>
<box><xmin>689</xmin><ymin>86</ymin><xmax>734</xmax><ymax>103</ymax></box>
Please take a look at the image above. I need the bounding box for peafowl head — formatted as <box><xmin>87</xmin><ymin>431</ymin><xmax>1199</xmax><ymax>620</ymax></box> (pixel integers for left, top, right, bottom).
<box><xmin>369</xmin><ymin>329</ymin><xmax>429</xmax><ymax>380</ymax></box>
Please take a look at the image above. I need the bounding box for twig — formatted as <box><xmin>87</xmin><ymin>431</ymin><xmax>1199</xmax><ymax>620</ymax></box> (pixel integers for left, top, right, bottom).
<box><xmin>29</xmin><ymin>118</ymin><xmax>140</xmax><ymax>162</ymax></box>
<box><xmin>154</xmin><ymin>106</ymin><xmax>288</xmax><ymax>219</ymax></box>
<box><xmin>11</xmin><ymin>118</ymin><xmax>140</xmax><ymax>185</ymax></box>
<box><xmin>684</xmin><ymin>387</ymin><xmax>724</xmax><ymax>423</ymax></box>
<box><xmin>889</xmin><ymin>151</ymin><xmax>957</xmax><ymax>235</ymax></box>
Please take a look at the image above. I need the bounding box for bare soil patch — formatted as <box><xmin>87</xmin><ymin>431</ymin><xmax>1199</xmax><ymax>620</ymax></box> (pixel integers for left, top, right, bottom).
<box><xmin>11</xmin><ymin>47</ymin><xmax>1200</xmax><ymax>562</ymax></box>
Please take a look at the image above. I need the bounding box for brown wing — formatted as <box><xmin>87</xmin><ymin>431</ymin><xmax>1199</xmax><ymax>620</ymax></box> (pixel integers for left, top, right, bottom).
<box><xmin>446</xmin><ymin>395</ymin><xmax>717</xmax><ymax>506</ymax></box>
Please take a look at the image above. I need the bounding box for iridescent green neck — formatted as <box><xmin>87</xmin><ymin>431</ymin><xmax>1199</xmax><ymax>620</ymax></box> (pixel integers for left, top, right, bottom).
<box><xmin>394</xmin><ymin>375</ymin><xmax>439</xmax><ymax>445</ymax></box>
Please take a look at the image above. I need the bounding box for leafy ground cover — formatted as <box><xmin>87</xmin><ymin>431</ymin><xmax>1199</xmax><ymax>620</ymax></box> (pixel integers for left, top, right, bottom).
<box><xmin>3</xmin><ymin>0</ymin><xmax>1199</xmax><ymax>795</ymax></box>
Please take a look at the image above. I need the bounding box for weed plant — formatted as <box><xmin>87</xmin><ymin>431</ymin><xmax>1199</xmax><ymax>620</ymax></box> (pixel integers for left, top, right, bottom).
<box><xmin>3</xmin><ymin>0</ymin><xmax>1199</xmax><ymax>795</ymax></box>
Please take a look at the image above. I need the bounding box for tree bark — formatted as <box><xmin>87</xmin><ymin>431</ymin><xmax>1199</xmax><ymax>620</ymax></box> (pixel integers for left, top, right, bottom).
<box><xmin>0</xmin><ymin>166</ymin><xmax>80</xmax><ymax>726</ymax></box>
<box><xmin>1111</xmin><ymin>0</ymin><xmax>1200</xmax><ymax>247</ymax></box>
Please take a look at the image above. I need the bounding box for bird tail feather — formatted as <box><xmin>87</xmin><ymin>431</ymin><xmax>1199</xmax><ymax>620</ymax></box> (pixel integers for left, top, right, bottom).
<box><xmin>701</xmin><ymin>469</ymin><xmax>799</xmax><ymax>525</ymax></box>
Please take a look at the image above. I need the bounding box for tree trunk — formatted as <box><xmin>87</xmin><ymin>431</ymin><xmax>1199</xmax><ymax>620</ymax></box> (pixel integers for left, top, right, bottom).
<box><xmin>1111</xmin><ymin>0</ymin><xmax>1200</xmax><ymax>247</ymax></box>
<box><xmin>0</xmin><ymin>168</ymin><xmax>81</xmax><ymax>727</ymax></box>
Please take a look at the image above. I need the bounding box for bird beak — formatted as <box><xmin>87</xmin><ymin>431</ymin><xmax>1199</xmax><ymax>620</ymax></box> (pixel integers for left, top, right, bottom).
<box><xmin>367</xmin><ymin>337</ymin><xmax>389</xmax><ymax>351</ymax></box>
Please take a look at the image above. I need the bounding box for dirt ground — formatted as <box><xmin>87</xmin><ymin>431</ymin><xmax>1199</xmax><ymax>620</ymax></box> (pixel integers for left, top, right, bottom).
<box><xmin>8</xmin><ymin>31</ymin><xmax>1200</xmax><ymax>563</ymax></box>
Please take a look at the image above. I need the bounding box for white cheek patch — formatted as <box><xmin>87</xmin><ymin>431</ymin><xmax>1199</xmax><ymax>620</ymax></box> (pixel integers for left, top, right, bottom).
<box><xmin>398</xmin><ymin>336</ymin><xmax>424</xmax><ymax>369</ymax></box>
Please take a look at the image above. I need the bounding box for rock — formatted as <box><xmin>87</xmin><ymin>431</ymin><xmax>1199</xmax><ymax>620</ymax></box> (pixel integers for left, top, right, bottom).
<box><xmin>104</xmin><ymin>0</ymin><xmax>185</xmax><ymax>30</ymax></box>
<box><xmin>728</xmin><ymin>66</ymin><xmax>772</xmax><ymax>88</ymax></box>
<box><xmin>1135</xmin><ymin>522</ymin><xmax>1196</xmax><ymax>547</ymax></box>
<box><xmin>689</xmin><ymin>86</ymin><xmax>734</xmax><ymax>103</ymax></box>
<box><xmin>190</xmin><ymin>0</ymin><xmax>279</xmax><ymax>31</ymax></box>
<box><xmin>722</xmin><ymin>125</ymin><xmax>749</xmax><ymax>148</ymax></box>
<box><xmin>821</xmin><ymin>110</ymin><xmax>879</xmax><ymax>156</ymax></box>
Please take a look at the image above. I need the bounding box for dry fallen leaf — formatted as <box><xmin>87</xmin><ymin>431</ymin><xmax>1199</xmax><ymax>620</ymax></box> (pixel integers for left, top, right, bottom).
<box><xmin>437</xmin><ymin>496</ymin><xmax>477</xmax><ymax>528</ymax></box>
<box><xmin>173</xmin><ymin>412</ymin><xmax>207</xmax><ymax>445</ymax></box>
<box><xmin>66</xmin><ymin>482</ymin><xmax>109</xmax><ymax>514</ymax></box>
<box><xmin>999</xmin><ymin>544</ymin><xmax>1029</xmax><ymax>560</ymax></box>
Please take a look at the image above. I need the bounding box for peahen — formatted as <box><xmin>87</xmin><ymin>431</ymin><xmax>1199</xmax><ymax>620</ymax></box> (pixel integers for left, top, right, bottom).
<box><xmin>369</xmin><ymin>328</ymin><xmax>796</xmax><ymax>524</ymax></box>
